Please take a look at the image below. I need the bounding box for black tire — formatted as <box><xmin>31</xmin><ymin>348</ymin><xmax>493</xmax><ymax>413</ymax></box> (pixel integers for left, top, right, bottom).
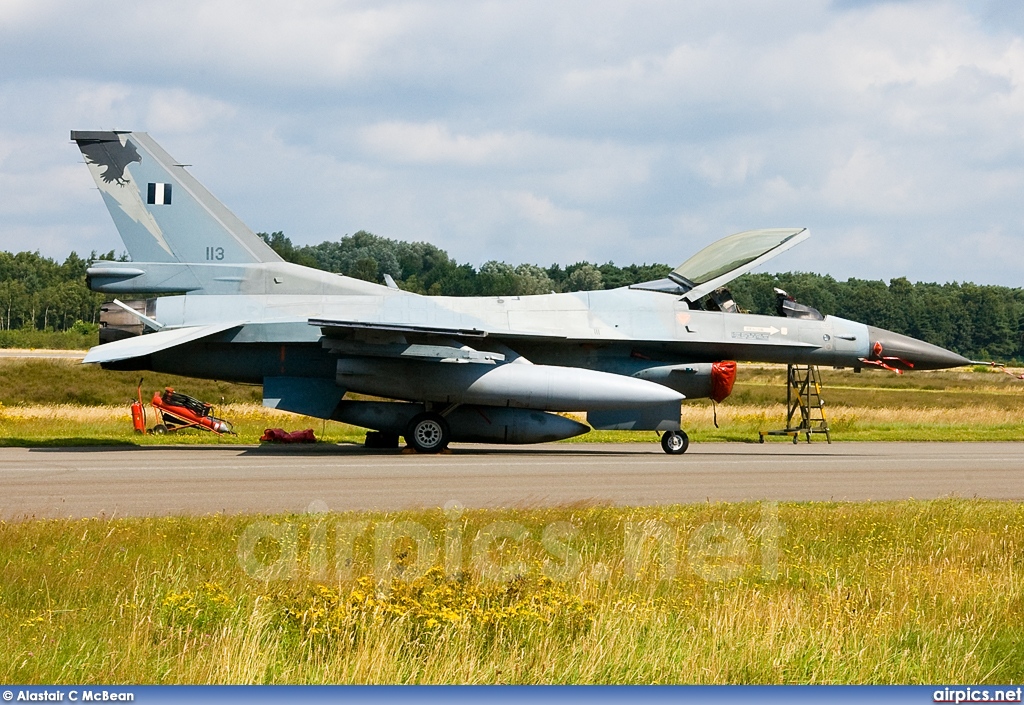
<box><xmin>152</xmin><ymin>424</ymin><xmax>168</xmax><ymax>435</ymax></box>
<box><xmin>661</xmin><ymin>430</ymin><xmax>689</xmax><ymax>455</ymax></box>
<box><xmin>365</xmin><ymin>431</ymin><xmax>400</xmax><ymax>449</ymax></box>
<box><xmin>405</xmin><ymin>413</ymin><xmax>450</xmax><ymax>453</ymax></box>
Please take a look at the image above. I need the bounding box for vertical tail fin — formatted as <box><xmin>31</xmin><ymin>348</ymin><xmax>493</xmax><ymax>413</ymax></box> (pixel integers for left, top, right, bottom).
<box><xmin>72</xmin><ymin>130</ymin><xmax>281</xmax><ymax>265</ymax></box>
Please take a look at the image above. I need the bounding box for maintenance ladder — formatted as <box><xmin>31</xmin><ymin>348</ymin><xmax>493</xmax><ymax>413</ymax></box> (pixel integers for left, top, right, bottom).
<box><xmin>759</xmin><ymin>364</ymin><xmax>831</xmax><ymax>444</ymax></box>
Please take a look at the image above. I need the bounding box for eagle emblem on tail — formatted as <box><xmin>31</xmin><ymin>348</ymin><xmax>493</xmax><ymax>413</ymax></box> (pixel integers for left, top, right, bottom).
<box><xmin>80</xmin><ymin>138</ymin><xmax>142</xmax><ymax>186</ymax></box>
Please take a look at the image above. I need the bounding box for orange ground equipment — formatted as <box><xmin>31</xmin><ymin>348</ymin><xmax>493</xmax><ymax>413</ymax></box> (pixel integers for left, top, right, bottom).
<box><xmin>130</xmin><ymin>378</ymin><xmax>147</xmax><ymax>434</ymax></box>
<box><xmin>149</xmin><ymin>386</ymin><xmax>235</xmax><ymax>435</ymax></box>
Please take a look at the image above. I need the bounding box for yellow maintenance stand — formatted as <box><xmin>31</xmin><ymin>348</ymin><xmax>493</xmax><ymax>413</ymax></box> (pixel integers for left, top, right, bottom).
<box><xmin>759</xmin><ymin>364</ymin><xmax>831</xmax><ymax>444</ymax></box>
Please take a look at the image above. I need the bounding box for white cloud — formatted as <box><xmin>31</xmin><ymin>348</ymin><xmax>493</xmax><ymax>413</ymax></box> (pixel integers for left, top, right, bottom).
<box><xmin>0</xmin><ymin>163</ymin><xmax>84</xmax><ymax>216</ymax></box>
<box><xmin>2</xmin><ymin>1</ymin><xmax>1024</xmax><ymax>285</ymax></box>
<box><xmin>818</xmin><ymin>143</ymin><xmax>915</xmax><ymax>213</ymax></box>
<box><xmin>506</xmin><ymin>190</ymin><xmax>584</xmax><ymax>229</ymax></box>
<box><xmin>695</xmin><ymin>151</ymin><xmax>762</xmax><ymax>188</ymax></box>
<box><xmin>0</xmin><ymin>0</ymin><xmax>62</xmax><ymax>27</ymax></box>
<box><xmin>70</xmin><ymin>83</ymin><xmax>135</xmax><ymax>127</ymax></box>
<box><xmin>360</xmin><ymin>122</ymin><xmax>521</xmax><ymax>165</ymax></box>
<box><xmin>146</xmin><ymin>90</ymin><xmax>236</xmax><ymax>134</ymax></box>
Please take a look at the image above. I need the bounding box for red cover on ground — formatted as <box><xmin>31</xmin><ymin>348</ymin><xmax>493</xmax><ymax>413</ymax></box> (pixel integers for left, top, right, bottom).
<box><xmin>260</xmin><ymin>428</ymin><xmax>317</xmax><ymax>443</ymax></box>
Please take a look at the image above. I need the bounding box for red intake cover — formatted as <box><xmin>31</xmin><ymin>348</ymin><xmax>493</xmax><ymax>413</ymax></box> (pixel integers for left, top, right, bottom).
<box><xmin>710</xmin><ymin>361</ymin><xmax>737</xmax><ymax>402</ymax></box>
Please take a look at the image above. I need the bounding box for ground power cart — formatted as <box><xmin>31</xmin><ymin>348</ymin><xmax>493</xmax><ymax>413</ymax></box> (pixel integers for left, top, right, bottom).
<box><xmin>131</xmin><ymin>380</ymin><xmax>234</xmax><ymax>435</ymax></box>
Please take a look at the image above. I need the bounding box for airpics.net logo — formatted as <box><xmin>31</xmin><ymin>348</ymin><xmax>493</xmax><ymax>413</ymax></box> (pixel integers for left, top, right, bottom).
<box><xmin>933</xmin><ymin>687</ymin><xmax>1023</xmax><ymax>703</ymax></box>
<box><xmin>235</xmin><ymin>500</ymin><xmax>782</xmax><ymax>584</ymax></box>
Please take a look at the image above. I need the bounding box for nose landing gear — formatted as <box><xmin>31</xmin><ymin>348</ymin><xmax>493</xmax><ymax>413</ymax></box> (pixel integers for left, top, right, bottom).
<box><xmin>661</xmin><ymin>430</ymin><xmax>689</xmax><ymax>454</ymax></box>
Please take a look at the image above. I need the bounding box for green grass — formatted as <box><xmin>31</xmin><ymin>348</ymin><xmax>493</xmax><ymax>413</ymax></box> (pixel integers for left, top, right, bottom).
<box><xmin>0</xmin><ymin>358</ymin><xmax>260</xmax><ymax>407</ymax></box>
<box><xmin>730</xmin><ymin>365</ymin><xmax>1024</xmax><ymax>410</ymax></box>
<box><xmin>4</xmin><ymin>401</ymin><xmax>1023</xmax><ymax>446</ymax></box>
<box><xmin>2</xmin><ymin>360</ymin><xmax>1024</xmax><ymax>445</ymax></box>
<box><xmin>0</xmin><ymin>404</ymin><xmax>366</xmax><ymax>447</ymax></box>
<box><xmin>2</xmin><ymin>500</ymin><xmax>1022</xmax><ymax>683</ymax></box>
<box><xmin>6</xmin><ymin>359</ymin><xmax>1022</xmax><ymax>410</ymax></box>
<box><xmin>0</xmin><ymin>329</ymin><xmax>98</xmax><ymax>350</ymax></box>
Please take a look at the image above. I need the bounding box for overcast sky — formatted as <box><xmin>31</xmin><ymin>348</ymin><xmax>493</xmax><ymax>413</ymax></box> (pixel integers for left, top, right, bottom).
<box><xmin>1</xmin><ymin>0</ymin><xmax>1023</xmax><ymax>285</ymax></box>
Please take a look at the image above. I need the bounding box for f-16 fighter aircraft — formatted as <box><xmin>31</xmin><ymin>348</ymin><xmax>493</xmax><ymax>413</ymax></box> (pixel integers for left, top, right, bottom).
<box><xmin>74</xmin><ymin>131</ymin><xmax>971</xmax><ymax>454</ymax></box>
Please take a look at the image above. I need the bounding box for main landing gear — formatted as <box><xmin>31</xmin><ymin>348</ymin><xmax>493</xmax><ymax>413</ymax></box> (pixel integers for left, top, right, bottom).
<box><xmin>371</xmin><ymin>405</ymin><xmax>687</xmax><ymax>455</ymax></box>
<box><xmin>661</xmin><ymin>430</ymin><xmax>689</xmax><ymax>455</ymax></box>
<box><xmin>405</xmin><ymin>412</ymin><xmax>451</xmax><ymax>454</ymax></box>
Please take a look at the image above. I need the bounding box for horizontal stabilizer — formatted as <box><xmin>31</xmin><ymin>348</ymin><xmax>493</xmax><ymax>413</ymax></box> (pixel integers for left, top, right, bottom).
<box><xmin>82</xmin><ymin>322</ymin><xmax>242</xmax><ymax>364</ymax></box>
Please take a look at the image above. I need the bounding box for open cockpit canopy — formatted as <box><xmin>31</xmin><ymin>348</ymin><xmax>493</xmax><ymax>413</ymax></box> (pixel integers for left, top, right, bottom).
<box><xmin>632</xmin><ymin>228</ymin><xmax>808</xmax><ymax>302</ymax></box>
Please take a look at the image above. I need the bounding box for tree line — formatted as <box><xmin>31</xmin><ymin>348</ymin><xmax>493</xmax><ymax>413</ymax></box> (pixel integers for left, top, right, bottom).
<box><xmin>728</xmin><ymin>272</ymin><xmax>1024</xmax><ymax>362</ymax></box>
<box><xmin>0</xmin><ymin>250</ymin><xmax>114</xmax><ymax>334</ymax></box>
<box><xmin>258</xmin><ymin>230</ymin><xmax>672</xmax><ymax>296</ymax></box>
<box><xmin>1</xmin><ymin>230</ymin><xmax>1021</xmax><ymax>361</ymax></box>
<box><xmin>262</xmin><ymin>230</ymin><xmax>1024</xmax><ymax>362</ymax></box>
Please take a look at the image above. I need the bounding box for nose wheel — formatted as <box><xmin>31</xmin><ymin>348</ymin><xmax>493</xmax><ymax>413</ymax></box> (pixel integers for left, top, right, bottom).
<box><xmin>661</xmin><ymin>430</ymin><xmax>689</xmax><ymax>455</ymax></box>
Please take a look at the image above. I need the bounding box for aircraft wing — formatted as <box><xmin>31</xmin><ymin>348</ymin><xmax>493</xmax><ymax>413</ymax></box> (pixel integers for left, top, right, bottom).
<box><xmin>310</xmin><ymin>318</ymin><xmax>567</xmax><ymax>342</ymax></box>
<box><xmin>83</xmin><ymin>322</ymin><xmax>243</xmax><ymax>364</ymax></box>
<box><xmin>309</xmin><ymin>318</ymin><xmax>824</xmax><ymax>359</ymax></box>
<box><xmin>311</xmin><ymin>319</ymin><xmax>489</xmax><ymax>339</ymax></box>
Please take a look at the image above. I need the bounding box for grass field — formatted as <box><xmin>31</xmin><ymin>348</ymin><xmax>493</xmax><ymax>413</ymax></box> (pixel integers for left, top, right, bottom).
<box><xmin>2</xmin><ymin>360</ymin><xmax>1022</xmax><ymax>684</ymax></box>
<box><xmin>0</xmin><ymin>403</ymin><xmax>367</xmax><ymax>447</ymax></box>
<box><xmin>0</xmin><ymin>358</ymin><xmax>261</xmax><ymax>407</ymax></box>
<box><xmin>0</xmin><ymin>329</ymin><xmax>98</xmax><ymax>351</ymax></box>
<box><xmin>1</xmin><ymin>500</ymin><xmax>1021</xmax><ymax>684</ymax></box>
<box><xmin>1</xmin><ymin>359</ymin><xmax>1023</xmax><ymax>445</ymax></box>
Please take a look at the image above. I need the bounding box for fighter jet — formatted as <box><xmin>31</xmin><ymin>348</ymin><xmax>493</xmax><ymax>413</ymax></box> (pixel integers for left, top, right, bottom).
<box><xmin>73</xmin><ymin>130</ymin><xmax>971</xmax><ymax>454</ymax></box>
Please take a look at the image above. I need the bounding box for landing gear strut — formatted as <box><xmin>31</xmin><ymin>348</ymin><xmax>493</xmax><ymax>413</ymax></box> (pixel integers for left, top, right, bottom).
<box><xmin>661</xmin><ymin>430</ymin><xmax>689</xmax><ymax>455</ymax></box>
<box><xmin>405</xmin><ymin>412</ymin><xmax>451</xmax><ymax>453</ymax></box>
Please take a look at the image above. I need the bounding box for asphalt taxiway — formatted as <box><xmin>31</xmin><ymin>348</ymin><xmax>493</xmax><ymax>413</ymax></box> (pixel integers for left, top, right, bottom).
<box><xmin>1</xmin><ymin>442</ymin><xmax>1021</xmax><ymax>519</ymax></box>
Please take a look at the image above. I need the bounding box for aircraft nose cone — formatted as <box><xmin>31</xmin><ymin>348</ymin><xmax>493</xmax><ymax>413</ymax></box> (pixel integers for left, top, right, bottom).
<box><xmin>866</xmin><ymin>326</ymin><xmax>971</xmax><ymax>371</ymax></box>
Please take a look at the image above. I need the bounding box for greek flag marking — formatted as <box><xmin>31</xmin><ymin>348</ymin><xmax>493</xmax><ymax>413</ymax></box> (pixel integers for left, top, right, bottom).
<box><xmin>147</xmin><ymin>183</ymin><xmax>172</xmax><ymax>205</ymax></box>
